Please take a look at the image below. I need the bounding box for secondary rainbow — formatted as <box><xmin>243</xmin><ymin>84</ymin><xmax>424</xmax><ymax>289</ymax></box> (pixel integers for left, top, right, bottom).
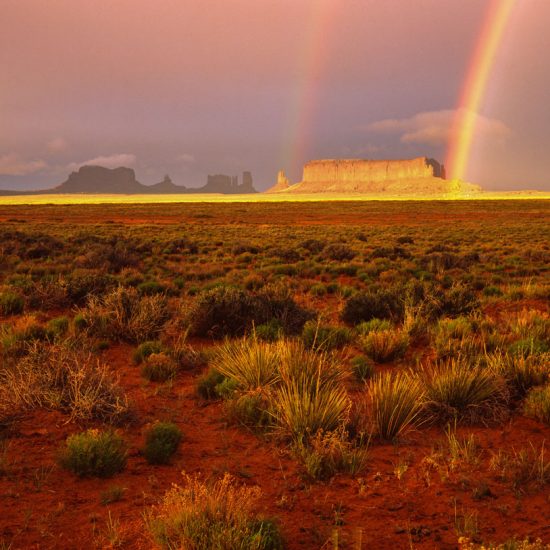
<box><xmin>446</xmin><ymin>0</ymin><xmax>516</xmax><ymax>182</ymax></box>
<box><xmin>281</xmin><ymin>0</ymin><xmax>338</xmax><ymax>181</ymax></box>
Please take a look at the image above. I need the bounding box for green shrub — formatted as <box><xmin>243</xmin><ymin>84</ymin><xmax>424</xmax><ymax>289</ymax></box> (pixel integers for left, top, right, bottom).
<box><xmin>225</xmin><ymin>390</ymin><xmax>273</xmax><ymax>430</ymax></box>
<box><xmin>322</xmin><ymin>243</ymin><xmax>357</xmax><ymax>261</ymax></box>
<box><xmin>146</xmin><ymin>473</ymin><xmax>283</xmax><ymax>550</ymax></box>
<box><xmin>367</xmin><ymin>371</ymin><xmax>425</xmax><ymax>440</ymax></box>
<box><xmin>0</xmin><ymin>291</ymin><xmax>24</xmax><ymax>315</ymax></box>
<box><xmin>188</xmin><ymin>285</ymin><xmax>312</xmax><ymax>339</ymax></box>
<box><xmin>255</xmin><ymin>319</ymin><xmax>283</xmax><ymax>342</ymax></box>
<box><xmin>137</xmin><ymin>281</ymin><xmax>166</xmax><ymax>296</ymax></box>
<box><xmin>508</xmin><ymin>338</ymin><xmax>549</xmax><ymax>358</ymax></box>
<box><xmin>341</xmin><ymin>287</ymin><xmax>403</xmax><ymax>325</ymax></box>
<box><xmin>436</xmin><ymin>284</ymin><xmax>479</xmax><ymax>317</ymax></box>
<box><xmin>196</xmin><ymin>367</ymin><xmax>227</xmax><ymax>400</ymax></box>
<box><xmin>356</xmin><ymin>318</ymin><xmax>393</xmax><ymax>335</ymax></box>
<box><xmin>141</xmin><ymin>353</ymin><xmax>178</xmax><ymax>382</ymax></box>
<box><xmin>144</xmin><ymin>422</ymin><xmax>182</xmax><ymax>465</ymax></box>
<box><xmin>361</xmin><ymin>329</ymin><xmax>409</xmax><ymax>363</ymax></box>
<box><xmin>350</xmin><ymin>355</ymin><xmax>375</xmax><ymax>382</ymax></box>
<box><xmin>47</xmin><ymin>316</ymin><xmax>70</xmax><ymax>338</ymax></box>
<box><xmin>523</xmin><ymin>384</ymin><xmax>550</xmax><ymax>425</ymax></box>
<box><xmin>59</xmin><ymin>429</ymin><xmax>127</xmax><ymax>478</ymax></box>
<box><xmin>133</xmin><ymin>340</ymin><xmax>165</xmax><ymax>364</ymax></box>
<box><xmin>301</xmin><ymin>321</ymin><xmax>352</xmax><ymax>351</ymax></box>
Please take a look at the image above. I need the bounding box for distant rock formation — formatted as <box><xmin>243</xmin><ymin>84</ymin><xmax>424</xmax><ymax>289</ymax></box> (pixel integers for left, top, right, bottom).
<box><xmin>145</xmin><ymin>175</ymin><xmax>187</xmax><ymax>193</ymax></box>
<box><xmin>0</xmin><ymin>166</ymin><xmax>257</xmax><ymax>195</ymax></box>
<box><xmin>267</xmin><ymin>157</ymin><xmax>480</xmax><ymax>194</ymax></box>
<box><xmin>192</xmin><ymin>171</ymin><xmax>257</xmax><ymax>194</ymax></box>
<box><xmin>266</xmin><ymin>170</ymin><xmax>291</xmax><ymax>193</ymax></box>
<box><xmin>55</xmin><ymin>166</ymin><xmax>145</xmax><ymax>194</ymax></box>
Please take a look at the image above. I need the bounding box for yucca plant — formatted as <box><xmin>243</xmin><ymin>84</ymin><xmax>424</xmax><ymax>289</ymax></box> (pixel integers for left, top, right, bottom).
<box><xmin>367</xmin><ymin>371</ymin><xmax>425</xmax><ymax>440</ymax></box>
<box><xmin>422</xmin><ymin>358</ymin><xmax>508</xmax><ymax>423</ymax></box>
<box><xmin>210</xmin><ymin>338</ymin><xmax>280</xmax><ymax>391</ymax></box>
<box><xmin>360</xmin><ymin>329</ymin><xmax>409</xmax><ymax>363</ymax></box>
<box><xmin>273</xmin><ymin>375</ymin><xmax>350</xmax><ymax>441</ymax></box>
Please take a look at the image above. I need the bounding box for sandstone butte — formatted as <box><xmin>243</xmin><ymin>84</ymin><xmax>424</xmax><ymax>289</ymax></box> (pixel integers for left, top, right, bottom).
<box><xmin>265</xmin><ymin>157</ymin><xmax>481</xmax><ymax>195</ymax></box>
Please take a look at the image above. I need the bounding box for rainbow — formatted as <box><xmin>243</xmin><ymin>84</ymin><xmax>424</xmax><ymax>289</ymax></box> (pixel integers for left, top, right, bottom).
<box><xmin>446</xmin><ymin>0</ymin><xmax>516</xmax><ymax>182</ymax></box>
<box><xmin>281</xmin><ymin>0</ymin><xmax>338</xmax><ymax>182</ymax></box>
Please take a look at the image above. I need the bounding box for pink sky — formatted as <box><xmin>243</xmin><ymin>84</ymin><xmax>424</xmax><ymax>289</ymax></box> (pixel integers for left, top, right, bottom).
<box><xmin>1</xmin><ymin>0</ymin><xmax>549</xmax><ymax>190</ymax></box>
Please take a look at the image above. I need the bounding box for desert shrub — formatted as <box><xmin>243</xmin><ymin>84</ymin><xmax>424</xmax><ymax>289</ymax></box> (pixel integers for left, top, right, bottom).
<box><xmin>432</xmin><ymin>317</ymin><xmax>482</xmax><ymax>360</ymax></box>
<box><xmin>367</xmin><ymin>371</ymin><xmax>425</xmax><ymax>440</ymax></box>
<box><xmin>309</xmin><ymin>283</ymin><xmax>327</xmax><ymax>296</ymax></box>
<box><xmin>0</xmin><ymin>343</ymin><xmax>129</xmax><ymax>423</ymax></box>
<box><xmin>301</xmin><ymin>321</ymin><xmax>352</xmax><ymax>351</ymax></box>
<box><xmin>360</xmin><ymin>329</ymin><xmax>409</xmax><ymax>363</ymax></box>
<box><xmin>143</xmin><ymin>422</ymin><xmax>182</xmax><ymax>465</ymax></box>
<box><xmin>323</xmin><ymin>243</ymin><xmax>357</xmax><ymax>261</ymax></box>
<box><xmin>141</xmin><ymin>353</ymin><xmax>178</xmax><ymax>382</ymax></box>
<box><xmin>252</xmin><ymin>284</ymin><xmax>314</xmax><ymax>335</ymax></box>
<box><xmin>508</xmin><ymin>338</ymin><xmax>549</xmax><ymax>358</ymax></box>
<box><xmin>300</xmin><ymin>239</ymin><xmax>326</xmax><ymax>254</ymax></box>
<box><xmin>436</xmin><ymin>284</ymin><xmax>479</xmax><ymax>317</ymax></box>
<box><xmin>255</xmin><ymin>319</ymin><xmax>283</xmax><ymax>342</ymax></box>
<box><xmin>0</xmin><ymin>315</ymin><xmax>50</xmax><ymax>357</ymax></box>
<box><xmin>196</xmin><ymin>367</ymin><xmax>227</xmax><ymax>400</ymax></box>
<box><xmin>64</xmin><ymin>271</ymin><xmax>116</xmax><ymax>306</ymax></box>
<box><xmin>186</xmin><ymin>287</ymin><xmax>255</xmax><ymax>338</ymax></box>
<box><xmin>350</xmin><ymin>355</ymin><xmax>374</xmax><ymax>382</ymax></box>
<box><xmin>187</xmin><ymin>285</ymin><xmax>312</xmax><ymax>339</ymax></box>
<box><xmin>293</xmin><ymin>428</ymin><xmax>368</xmax><ymax>480</ymax></box>
<box><xmin>523</xmin><ymin>384</ymin><xmax>550</xmax><ymax>425</ymax></box>
<box><xmin>356</xmin><ymin>318</ymin><xmax>393</xmax><ymax>335</ymax></box>
<box><xmin>422</xmin><ymin>359</ymin><xmax>508</xmax><ymax>423</ymax></box>
<box><xmin>79</xmin><ymin>286</ymin><xmax>169</xmax><ymax>343</ymax></box>
<box><xmin>341</xmin><ymin>287</ymin><xmax>404</xmax><ymax>325</ymax></box>
<box><xmin>146</xmin><ymin>473</ymin><xmax>283</xmax><ymax>550</ymax></box>
<box><xmin>59</xmin><ymin>429</ymin><xmax>127</xmax><ymax>478</ymax></box>
<box><xmin>47</xmin><ymin>316</ymin><xmax>70</xmax><ymax>339</ymax></box>
<box><xmin>0</xmin><ymin>290</ymin><xmax>24</xmax><ymax>315</ymax></box>
<box><xmin>459</xmin><ymin>537</ymin><xmax>550</xmax><ymax>550</ymax></box>
<box><xmin>137</xmin><ymin>280</ymin><xmax>166</xmax><ymax>296</ymax></box>
<box><xmin>224</xmin><ymin>389</ymin><xmax>273</xmax><ymax>430</ymax></box>
<box><xmin>133</xmin><ymin>340</ymin><xmax>165</xmax><ymax>364</ymax></box>
<box><xmin>487</xmin><ymin>353</ymin><xmax>548</xmax><ymax>399</ymax></box>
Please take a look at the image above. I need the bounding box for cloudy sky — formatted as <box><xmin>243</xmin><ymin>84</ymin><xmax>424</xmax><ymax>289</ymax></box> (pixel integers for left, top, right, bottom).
<box><xmin>1</xmin><ymin>0</ymin><xmax>549</xmax><ymax>191</ymax></box>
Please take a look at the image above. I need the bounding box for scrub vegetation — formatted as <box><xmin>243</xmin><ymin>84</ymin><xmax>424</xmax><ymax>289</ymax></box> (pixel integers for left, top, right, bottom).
<box><xmin>0</xmin><ymin>199</ymin><xmax>548</xmax><ymax>548</ymax></box>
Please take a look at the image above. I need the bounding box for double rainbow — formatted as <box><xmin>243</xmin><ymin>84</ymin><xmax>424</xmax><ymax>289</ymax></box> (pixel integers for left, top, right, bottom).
<box><xmin>283</xmin><ymin>1</ymin><xmax>516</xmax><ymax>186</ymax></box>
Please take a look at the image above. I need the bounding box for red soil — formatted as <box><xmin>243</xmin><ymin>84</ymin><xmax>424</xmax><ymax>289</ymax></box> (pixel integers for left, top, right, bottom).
<box><xmin>1</xmin><ymin>340</ymin><xmax>549</xmax><ymax>550</ymax></box>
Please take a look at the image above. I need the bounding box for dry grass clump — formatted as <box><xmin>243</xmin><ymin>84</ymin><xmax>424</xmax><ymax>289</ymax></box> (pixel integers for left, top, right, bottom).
<box><xmin>78</xmin><ymin>286</ymin><xmax>169</xmax><ymax>343</ymax></box>
<box><xmin>293</xmin><ymin>428</ymin><xmax>368</xmax><ymax>480</ymax></box>
<box><xmin>490</xmin><ymin>442</ymin><xmax>550</xmax><ymax>491</ymax></box>
<box><xmin>367</xmin><ymin>371</ymin><xmax>425</xmax><ymax>440</ymax></box>
<box><xmin>146</xmin><ymin>473</ymin><xmax>283</xmax><ymax>549</ymax></box>
<box><xmin>422</xmin><ymin>358</ymin><xmax>508</xmax><ymax>423</ymax></box>
<box><xmin>0</xmin><ymin>343</ymin><xmax>129</xmax><ymax>424</ymax></box>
